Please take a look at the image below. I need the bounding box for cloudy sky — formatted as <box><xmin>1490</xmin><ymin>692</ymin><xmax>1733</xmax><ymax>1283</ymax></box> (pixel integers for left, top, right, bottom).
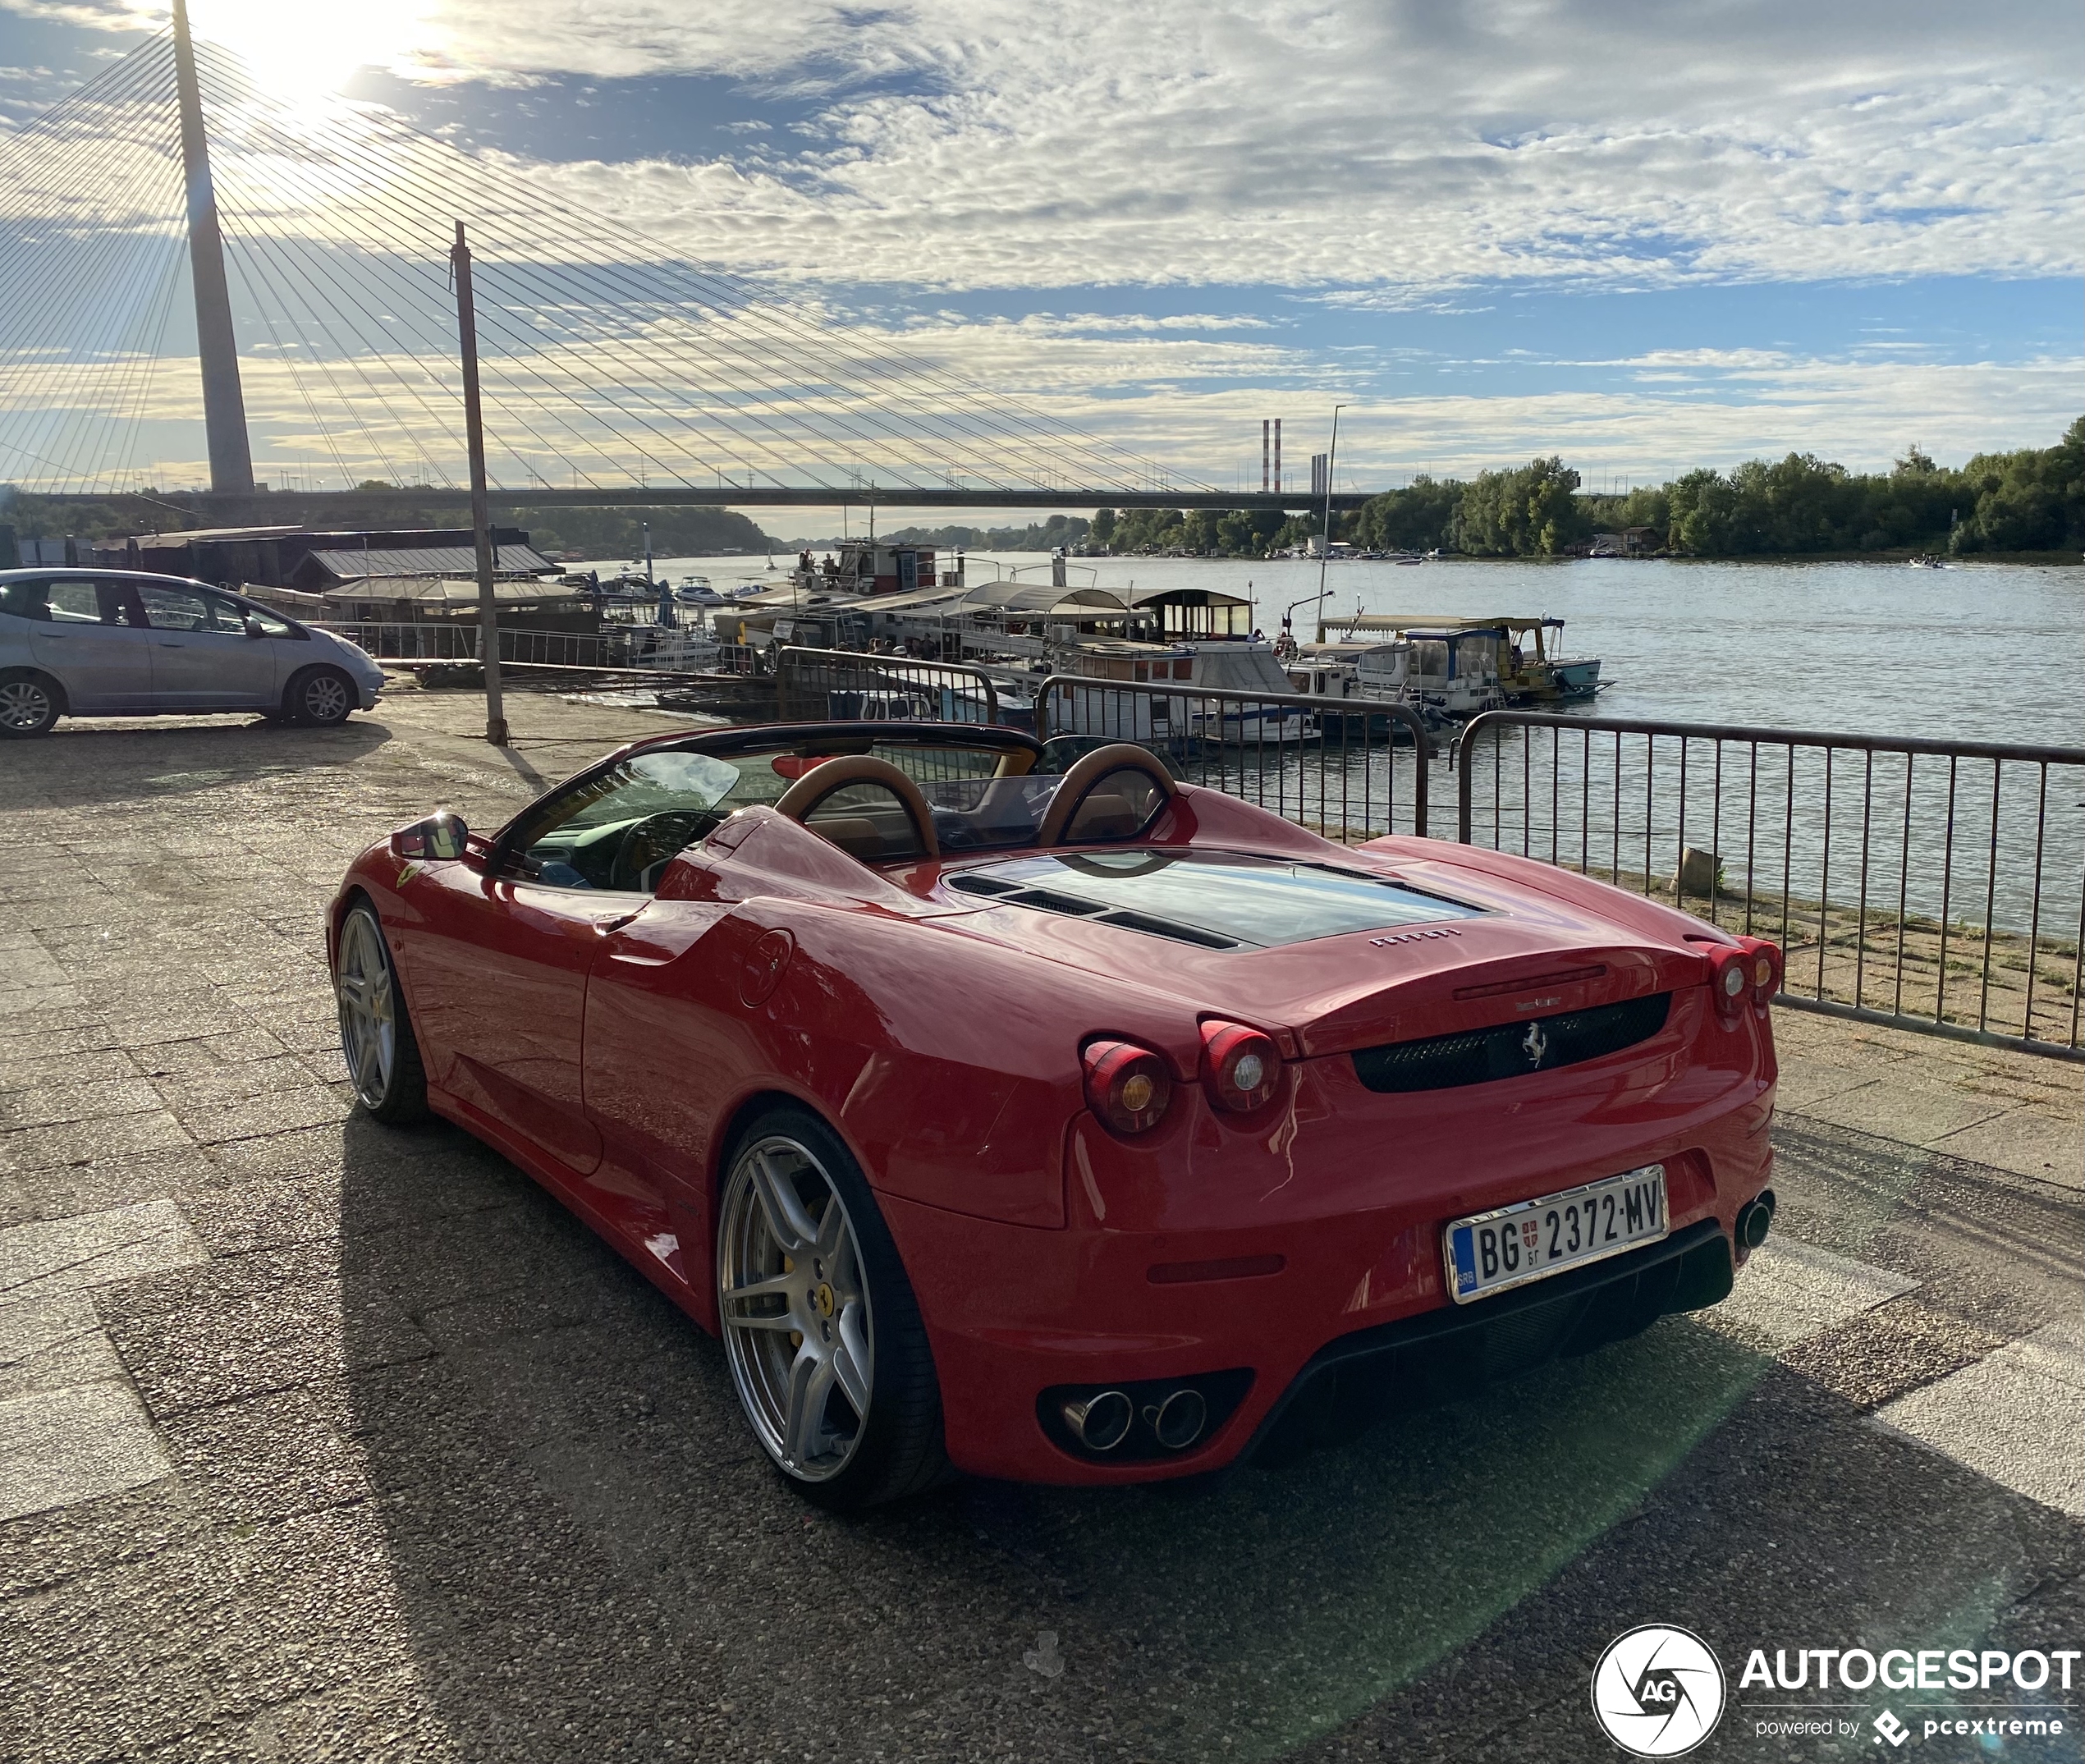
<box><xmin>0</xmin><ymin>0</ymin><xmax>2078</xmax><ymax>501</ymax></box>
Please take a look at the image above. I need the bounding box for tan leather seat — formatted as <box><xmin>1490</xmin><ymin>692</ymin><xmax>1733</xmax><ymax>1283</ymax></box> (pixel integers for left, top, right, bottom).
<box><xmin>1037</xmin><ymin>744</ymin><xmax>1175</xmax><ymax>846</ymax></box>
<box><xmin>772</xmin><ymin>755</ymin><xmax>939</xmax><ymax>860</ymax></box>
<box><xmin>1061</xmin><ymin>792</ymin><xmax>1140</xmax><ymax>841</ymax></box>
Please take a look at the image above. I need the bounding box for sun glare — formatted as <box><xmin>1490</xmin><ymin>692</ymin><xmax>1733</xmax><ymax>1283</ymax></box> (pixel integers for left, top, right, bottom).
<box><xmin>185</xmin><ymin>0</ymin><xmax>433</xmax><ymax>98</ymax></box>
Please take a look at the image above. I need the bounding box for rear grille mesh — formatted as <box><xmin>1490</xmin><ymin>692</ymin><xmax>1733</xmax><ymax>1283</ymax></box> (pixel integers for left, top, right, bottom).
<box><xmin>1351</xmin><ymin>992</ymin><xmax>1671</xmax><ymax>1093</ymax></box>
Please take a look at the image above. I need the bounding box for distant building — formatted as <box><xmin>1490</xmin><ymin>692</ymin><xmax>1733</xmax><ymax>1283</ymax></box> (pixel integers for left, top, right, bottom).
<box><xmin>90</xmin><ymin>525</ymin><xmax>546</xmax><ymax>589</ymax></box>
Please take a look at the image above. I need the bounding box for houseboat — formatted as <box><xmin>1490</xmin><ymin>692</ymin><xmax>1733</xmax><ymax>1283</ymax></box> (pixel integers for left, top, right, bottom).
<box><xmin>1313</xmin><ymin>612</ymin><xmax>1601</xmax><ymax>705</ymax></box>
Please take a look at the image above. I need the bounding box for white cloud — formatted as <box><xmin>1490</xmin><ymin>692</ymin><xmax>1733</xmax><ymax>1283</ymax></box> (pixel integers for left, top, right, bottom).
<box><xmin>12</xmin><ymin>0</ymin><xmax>2078</xmax><ymax>291</ymax></box>
<box><xmin>411</xmin><ymin>0</ymin><xmax>2083</xmax><ymax>292</ymax></box>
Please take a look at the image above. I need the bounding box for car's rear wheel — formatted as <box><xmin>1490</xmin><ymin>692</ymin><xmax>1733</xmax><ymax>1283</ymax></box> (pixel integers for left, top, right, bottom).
<box><xmin>717</xmin><ymin>1108</ymin><xmax>949</xmax><ymax>1510</ymax></box>
<box><xmin>0</xmin><ymin>671</ymin><xmax>62</xmax><ymax>738</ymax></box>
<box><xmin>287</xmin><ymin>666</ymin><xmax>355</xmax><ymax>726</ymax></box>
<box><xmin>336</xmin><ymin>901</ymin><xmax>428</xmax><ymax>1123</ymax></box>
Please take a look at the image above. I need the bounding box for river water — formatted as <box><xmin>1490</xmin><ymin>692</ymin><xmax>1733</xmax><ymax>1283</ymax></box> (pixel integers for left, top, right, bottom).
<box><xmin>615</xmin><ymin>552</ymin><xmax>2084</xmax><ymax>951</ymax></box>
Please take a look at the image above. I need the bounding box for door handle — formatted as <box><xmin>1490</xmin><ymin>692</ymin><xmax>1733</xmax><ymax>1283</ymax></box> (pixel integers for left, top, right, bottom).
<box><xmin>592</xmin><ymin>909</ymin><xmax>644</xmax><ymax>933</ymax></box>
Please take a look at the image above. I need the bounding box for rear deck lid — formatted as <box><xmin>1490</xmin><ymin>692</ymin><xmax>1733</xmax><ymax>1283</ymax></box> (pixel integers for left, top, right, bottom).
<box><xmin>939</xmin><ymin>846</ymin><xmax>1707</xmax><ymax>1056</ymax></box>
<box><xmin>943</xmin><ymin>848</ymin><xmax>1482</xmax><ymax>948</ymax></box>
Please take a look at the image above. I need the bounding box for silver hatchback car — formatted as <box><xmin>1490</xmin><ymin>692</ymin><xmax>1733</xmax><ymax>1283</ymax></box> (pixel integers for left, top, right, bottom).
<box><xmin>0</xmin><ymin>568</ymin><xmax>386</xmax><ymax>738</ymax></box>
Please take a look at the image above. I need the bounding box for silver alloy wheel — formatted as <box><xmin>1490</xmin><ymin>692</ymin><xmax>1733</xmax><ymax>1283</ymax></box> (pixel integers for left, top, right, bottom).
<box><xmin>336</xmin><ymin>908</ymin><xmax>397</xmax><ymax>1109</ymax></box>
<box><xmin>0</xmin><ymin>678</ymin><xmax>53</xmax><ymax>732</ymax></box>
<box><xmin>302</xmin><ymin>672</ymin><xmax>351</xmax><ymax>722</ymax></box>
<box><xmin>718</xmin><ymin>1134</ymin><xmax>874</xmax><ymax>1481</ymax></box>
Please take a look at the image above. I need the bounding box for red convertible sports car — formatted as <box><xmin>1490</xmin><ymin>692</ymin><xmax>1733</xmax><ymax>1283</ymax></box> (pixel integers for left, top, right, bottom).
<box><xmin>331</xmin><ymin>721</ymin><xmax>1780</xmax><ymax>1510</ymax></box>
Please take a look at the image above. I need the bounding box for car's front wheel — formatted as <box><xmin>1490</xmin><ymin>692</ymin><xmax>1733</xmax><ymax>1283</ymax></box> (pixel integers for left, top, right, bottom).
<box><xmin>336</xmin><ymin>901</ymin><xmax>428</xmax><ymax>1123</ymax></box>
<box><xmin>287</xmin><ymin>666</ymin><xmax>355</xmax><ymax>726</ymax></box>
<box><xmin>0</xmin><ymin>671</ymin><xmax>62</xmax><ymax>738</ymax></box>
<box><xmin>717</xmin><ymin>1108</ymin><xmax>949</xmax><ymax>1510</ymax></box>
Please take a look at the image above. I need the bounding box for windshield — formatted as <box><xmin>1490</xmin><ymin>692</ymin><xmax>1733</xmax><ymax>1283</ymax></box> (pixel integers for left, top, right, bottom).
<box><xmin>505</xmin><ymin>732</ymin><xmax>1054</xmax><ymax>888</ymax></box>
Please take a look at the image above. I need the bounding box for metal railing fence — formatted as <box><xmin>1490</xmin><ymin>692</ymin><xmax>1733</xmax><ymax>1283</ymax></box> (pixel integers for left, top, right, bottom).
<box><xmin>1033</xmin><ymin>674</ymin><xmax>1433</xmax><ymax>839</ymax></box>
<box><xmin>777</xmin><ymin>646</ymin><xmax>1001</xmax><ymax>728</ymax></box>
<box><xmin>1455</xmin><ymin>711</ymin><xmax>2085</xmax><ymax>1061</ymax></box>
<box><xmin>311</xmin><ymin>620</ymin><xmax>729</xmax><ymax>676</ymax></box>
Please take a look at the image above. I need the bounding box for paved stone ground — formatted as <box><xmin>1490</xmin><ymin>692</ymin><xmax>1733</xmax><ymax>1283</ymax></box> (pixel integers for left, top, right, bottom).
<box><xmin>2</xmin><ymin>689</ymin><xmax>2080</xmax><ymax>1764</ymax></box>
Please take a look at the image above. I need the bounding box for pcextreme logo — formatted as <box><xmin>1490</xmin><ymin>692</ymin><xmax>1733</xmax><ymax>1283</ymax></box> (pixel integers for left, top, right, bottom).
<box><xmin>1592</xmin><ymin>1626</ymin><xmax>1727</xmax><ymax>1757</ymax></box>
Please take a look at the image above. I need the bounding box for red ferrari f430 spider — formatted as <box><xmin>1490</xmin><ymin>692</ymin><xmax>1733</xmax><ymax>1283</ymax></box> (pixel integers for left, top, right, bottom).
<box><xmin>331</xmin><ymin>722</ymin><xmax>1780</xmax><ymax>1509</ymax></box>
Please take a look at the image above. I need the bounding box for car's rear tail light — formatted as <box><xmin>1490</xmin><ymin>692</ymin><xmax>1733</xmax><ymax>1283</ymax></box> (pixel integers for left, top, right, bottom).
<box><xmin>1737</xmin><ymin>936</ymin><xmax>1782</xmax><ymax>1005</ymax></box>
<box><xmin>1200</xmin><ymin>1019</ymin><xmax>1282</xmax><ymax>1112</ymax></box>
<box><xmin>1707</xmin><ymin>946</ymin><xmax>1752</xmax><ymax>1021</ymax></box>
<box><xmin>1081</xmin><ymin>1039</ymin><xmax>1173</xmax><ymax>1134</ymax></box>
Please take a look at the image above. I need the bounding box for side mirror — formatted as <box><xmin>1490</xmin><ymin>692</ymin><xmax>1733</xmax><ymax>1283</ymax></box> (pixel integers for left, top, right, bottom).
<box><xmin>244</xmin><ymin>616</ymin><xmax>266</xmax><ymax>639</ymax></box>
<box><xmin>392</xmin><ymin>810</ymin><xmax>469</xmax><ymax>861</ymax></box>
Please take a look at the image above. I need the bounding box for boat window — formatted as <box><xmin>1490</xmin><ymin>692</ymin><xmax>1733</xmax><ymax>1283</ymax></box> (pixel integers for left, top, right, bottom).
<box><xmin>1172</xmin><ymin>660</ymin><xmax>1193</xmax><ymax>680</ymax></box>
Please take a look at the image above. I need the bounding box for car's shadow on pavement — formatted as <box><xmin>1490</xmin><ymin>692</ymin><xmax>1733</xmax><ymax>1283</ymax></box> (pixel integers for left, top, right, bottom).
<box><xmin>25</xmin><ymin>717</ymin><xmax>394</xmax><ymax>801</ymax></box>
<box><xmin>335</xmin><ymin>1115</ymin><xmax>2085</xmax><ymax>1764</ymax></box>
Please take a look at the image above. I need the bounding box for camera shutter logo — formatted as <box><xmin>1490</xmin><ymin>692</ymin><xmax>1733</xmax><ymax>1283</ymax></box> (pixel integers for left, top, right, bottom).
<box><xmin>1591</xmin><ymin>1625</ymin><xmax>1726</xmax><ymax>1757</ymax></box>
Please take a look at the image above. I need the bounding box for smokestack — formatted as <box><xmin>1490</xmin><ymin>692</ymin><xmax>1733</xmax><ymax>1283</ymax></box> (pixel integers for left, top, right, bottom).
<box><xmin>1273</xmin><ymin>419</ymin><xmax>1282</xmax><ymax>496</ymax></box>
<box><xmin>1262</xmin><ymin>419</ymin><xmax>1269</xmax><ymax>493</ymax></box>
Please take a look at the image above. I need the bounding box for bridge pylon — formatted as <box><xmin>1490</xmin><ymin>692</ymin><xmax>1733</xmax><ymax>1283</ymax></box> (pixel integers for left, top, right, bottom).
<box><xmin>171</xmin><ymin>0</ymin><xmax>254</xmax><ymax>495</ymax></box>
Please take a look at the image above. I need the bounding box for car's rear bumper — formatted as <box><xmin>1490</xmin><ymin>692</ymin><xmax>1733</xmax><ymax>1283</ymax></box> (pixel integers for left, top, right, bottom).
<box><xmin>885</xmin><ymin>1117</ymin><xmax>1773</xmax><ymax>1486</ymax></box>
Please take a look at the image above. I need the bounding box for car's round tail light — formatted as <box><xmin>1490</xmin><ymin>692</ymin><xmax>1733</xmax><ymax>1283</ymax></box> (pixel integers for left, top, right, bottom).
<box><xmin>1707</xmin><ymin>946</ymin><xmax>1752</xmax><ymax>1019</ymax></box>
<box><xmin>1081</xmin><ymin>1039</ymin><xmax>1173</xmax><ymax>1134</ymax></box>
<box><xmin>1200</xmin><ymin>1019</ymin><xmax>1282</xmax><ymax>1112</ymax></box>
<box><xmin>1738</xmin><ymin>936</ymin><xmax>1782</xmax><ymax>1004</ymax></box>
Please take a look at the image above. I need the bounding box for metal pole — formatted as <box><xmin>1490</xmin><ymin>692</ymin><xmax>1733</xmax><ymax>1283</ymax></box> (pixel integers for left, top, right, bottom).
<box><xmin>1316</xmin><ymin>404</ymin><xmax>1346</xmax><ymax>629</ymax></box>
<box><xmin>171</xmin><ymin>0</ymin><xmax>253</xmax><ymax>494</ymax></box>
<box><xmin>450</xmin><ymin>221</ymin><xmax>506</xmax><ymax>746</ymax></box>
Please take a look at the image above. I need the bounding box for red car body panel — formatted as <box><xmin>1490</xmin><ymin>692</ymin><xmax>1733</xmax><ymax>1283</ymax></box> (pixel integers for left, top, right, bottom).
<box><xmin>332</xmin><ymin>726</ymin><xmax>1776</xmax><ymax>1486</ymax></box>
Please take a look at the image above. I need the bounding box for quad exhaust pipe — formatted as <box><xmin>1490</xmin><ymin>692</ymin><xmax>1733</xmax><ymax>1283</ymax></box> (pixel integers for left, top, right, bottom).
<box><xmin>1061</xmin><ymin>1386</ymin><xmax>1208</xmax><ymax>1453</ymax></box>
<box><xmin>1736</xmin><ymin>1189</ymin><xmax>1776</xmax><ymax>1252</ymax></box>
<box><xmin>1061</xmin><ymin>1390</ymin><xmax>1134</xmax><ymax>1451</ymax></box>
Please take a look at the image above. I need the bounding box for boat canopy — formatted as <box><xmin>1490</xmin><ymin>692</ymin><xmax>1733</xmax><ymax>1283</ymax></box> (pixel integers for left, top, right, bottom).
<box><xmin>1131</xmin><ymin>586</ymin><xmax>1254</xmax><ymax>639</ymax></box>
<box><xmin>1315</xmin><ymin>612</ymin><xmax>1558</xmax><ymax>641</ymax></box>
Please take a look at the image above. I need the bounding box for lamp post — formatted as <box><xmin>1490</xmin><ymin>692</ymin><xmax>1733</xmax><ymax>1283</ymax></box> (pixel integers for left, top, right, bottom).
<box><xmin>449</xmin><ymin>220</ymin><xmax>506</xmax><ymax>746</ymax></box>
<box><xmin>1315</xmin><ymin>403</ymin><xmax>1348</xmax><ymax>635</ymax></box>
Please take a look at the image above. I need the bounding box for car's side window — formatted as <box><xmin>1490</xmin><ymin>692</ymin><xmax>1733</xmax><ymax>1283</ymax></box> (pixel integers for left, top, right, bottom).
<box><xmin>44</xmin><ymin>580</ymin><xmax>108</xmax><ymax>625</ymax></box>
<box><xmin>240</xmin><ymin>602</ymin><xmax>296</xmax><ymax>636</ymax></box>
<box><xmin>507</xmin><ymin>749</ymin><xmax>745</xmax><ymax>891</ymax></box>
<box><xmin>139</xmin><ymin>584</ymin><xmax>213</xmax><ymax>631</ymax></box>
<box><xmin>199</xmin><ymin>593</ymin><xmax>252</xmax><ymax>635</ymax></box>
<box><xmin>0</xmin><ymin>580</ymin><xmax>48</xmax><ymax>620</ymax></box>
<box><xmin>99</xmin><ymin>584</ymin><xmax>150</xmax><ymax>627</ymax></box>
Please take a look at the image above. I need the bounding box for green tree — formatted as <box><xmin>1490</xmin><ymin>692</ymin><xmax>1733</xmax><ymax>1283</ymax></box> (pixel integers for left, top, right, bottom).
<box><xmin>1450</xmin><ymin>457</ymin><xmax>1583</xmax><ymax>556</ymax></box>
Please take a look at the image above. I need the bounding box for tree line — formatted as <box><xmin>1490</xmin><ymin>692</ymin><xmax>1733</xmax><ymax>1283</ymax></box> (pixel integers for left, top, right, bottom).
<box><xmin>0</xmin><ymin>484</ymin><xmax>773</xmax><ymax>563</ymax></box>
<box><xmin>1091</xmin><ymin>417</ymin><xmax>2084</xmax><ymax>560</ymax></box>
<box><xmin>6</xmin><ymin>416</ymin><xmax>2078</xmax><ymax>564</ymax></box>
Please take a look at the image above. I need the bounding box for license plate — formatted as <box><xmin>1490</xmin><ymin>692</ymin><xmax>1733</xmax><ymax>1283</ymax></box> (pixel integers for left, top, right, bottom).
<box><xmin>1443</xmin><ymin>1164</ymin><xmax>1668</xmax><ymax>1304</ymax></box>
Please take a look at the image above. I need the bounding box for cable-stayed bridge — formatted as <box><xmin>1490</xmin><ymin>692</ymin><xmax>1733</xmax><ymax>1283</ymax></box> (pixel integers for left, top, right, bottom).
<box><xmin>0</xmin><ymin>11</ymin><xmax>1365</xmax><ymax>525</ymax></box>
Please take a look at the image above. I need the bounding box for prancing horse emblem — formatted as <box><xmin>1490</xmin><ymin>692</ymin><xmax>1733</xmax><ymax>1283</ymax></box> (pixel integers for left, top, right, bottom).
<box><xmin>1521</xmin><ymin>1022</ymin><xmax>1548</xmax><ymax>1067</ymax></box>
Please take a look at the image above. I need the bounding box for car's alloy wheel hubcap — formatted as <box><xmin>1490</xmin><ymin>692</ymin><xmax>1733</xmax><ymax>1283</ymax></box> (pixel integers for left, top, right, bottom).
<box><xmin>306</xmin><ymin>676</ymin><xmax>349</xmax><ymax>720</ymax></box>
<box><xmin>336</xmin><ymin>910</ymin><xmax>396</xmax><ymax>1107</ymax></box>
<box><xmin>0</xmin><ymin>681</ymin><xmax>51</xmax><ymax>730</ymax></box>
<box><xmin>718</xmin><ymin>1136</ymin><xmax>873</xmax><ymax>1481</ymax></box>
